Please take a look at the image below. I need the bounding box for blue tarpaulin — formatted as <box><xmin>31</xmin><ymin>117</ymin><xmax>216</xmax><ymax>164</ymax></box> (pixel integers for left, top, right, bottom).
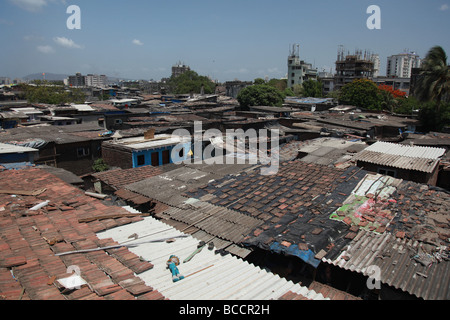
<box><xmin>0</xmin><ymin>162</ymin><xmax>34</xmax><ymax>170</ymax></box>
<box><xmin>270</xmin><ymin>242</ymin><xmax>321</xmax><ymax>268</ymax></box>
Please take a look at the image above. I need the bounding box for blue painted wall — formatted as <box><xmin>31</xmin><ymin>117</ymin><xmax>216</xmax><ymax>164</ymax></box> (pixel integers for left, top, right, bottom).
<box><xmin>131</xmin><ymin>142</ymin><xmax>191</xmax><ymax>168</ymax></box>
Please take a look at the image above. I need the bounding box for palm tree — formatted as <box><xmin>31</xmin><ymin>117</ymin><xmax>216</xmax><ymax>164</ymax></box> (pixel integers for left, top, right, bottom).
<box><xmin>379</xmin><ymin>89</ymin><xmax>398</xmax><ymax>113</ymax></box>
<box><xmin>414</xmin><ymin>46</ymin><xmax>450</xmax><ymax>110</ymax></box>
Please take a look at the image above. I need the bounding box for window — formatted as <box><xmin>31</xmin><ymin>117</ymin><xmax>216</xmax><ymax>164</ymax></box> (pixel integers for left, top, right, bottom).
<box><xmin>77</xmin><ymin>147</ymin><xmax>90</xmax><ymax>158</ymax></box>
<box><xmin>378</xmin><ymin>168</ymin><xmax>397</xmax><ymax>177</ymax></box>
<box><xmin>137</xmin><ymin>155</ymin><xmax>145</xmax><ymax>166</ymax></box>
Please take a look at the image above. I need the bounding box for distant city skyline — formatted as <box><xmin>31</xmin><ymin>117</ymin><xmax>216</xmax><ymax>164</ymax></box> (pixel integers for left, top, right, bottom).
<box><xmin>1</xmin><ymin>0</ymin><xmax>449</xmax><ymax>82</ymax></box>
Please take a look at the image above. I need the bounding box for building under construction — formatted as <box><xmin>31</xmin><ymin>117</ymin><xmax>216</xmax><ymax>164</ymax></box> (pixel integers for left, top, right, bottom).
<box><xmin>171</xmin><ymin>61</ymin><xmax>191</xmax><ymax>78</ymax></box>
<box><xmin>334</xmin><ymin>47</ymin><xmax>376</xmax><ymax>91</ymax></box>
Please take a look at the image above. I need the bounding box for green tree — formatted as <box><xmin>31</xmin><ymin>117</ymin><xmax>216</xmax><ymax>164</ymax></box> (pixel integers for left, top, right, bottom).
<box><xmin>394</xmin><ymin>96</ymin><xmax>421</xmax><ymax>115</ymax></box>
<box><xmin>327</xmin><ymin>89</ymin><xmax>341</xmax><ymax>100</ymax></box>
<box><xmin>70</xmin><ymin>88</ymin><xmax>87</xmax><ymax>103</ymax></box>
<box><xmin>283</xmin><ymin>87</ymin><xmax>294</xmax><ymax>97</ymax></box>
<box><xmin>339</xmin><ymin>79</ymin><xmax>383</xmax><ymax>110</ymax></box>
<box><xmin>379</xmin><ymin>88</ymin><xmax>398</xmax><ymax>112</ymax></box>
<box><xmin>237</xmin><ymin>84</ymin><xmax>285</xmax><ymax>108</ymax></box>
<box><xmin>302</xmin><ymin>80</ymin><xmax>323</xmax><ymax>98</ymax></box>
<box><xmin>24</xmin><ymin>82</ymin><xmax>86</xmax><ymax>104</ymax></box>
<box><xmin>168</xmin><ymin>70</ymin><xmax>215</xmax><ymax>95</ymax></box>
<box><xmin>267</xmin><ymin>78</ymin><xmax>288</xmax><ymax>92</ymax></box>
<box><xmin>92</xmin><ymin>158</ymin><xmax>110</xmax><ymax>173</ymax></box>
<box><xmin>418</xmin><ymin>101</ymin><xmax>450</xmax><ymax>132</ymax></box>
<box><xmin>266</xmin><ymin>78</ymin><xmax>293</xmax><ymax>97</ymax></box>
<box><xmin>291</xmin><ymin>84</ymin><xmax>303</xmax><ymax>96</ymax></box>
<box><xmin>253</xmin><ymin>78</ymin><xmax>266</xmax><ymax>85</ymax></box>
<box><xmin>414</xmin><ymin>46</ymin><xmax>450</xmax><ymax>110</ymax></box>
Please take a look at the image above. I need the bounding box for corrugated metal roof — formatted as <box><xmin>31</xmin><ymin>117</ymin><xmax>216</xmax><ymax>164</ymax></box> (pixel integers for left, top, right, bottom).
<box><xmin>354</xmin><ymin>150</ymin><xmax>440</xmax><ymax>173</ymax></box>
<box><xmin>161</xmin><ymin>200</ymin><xmax>264</xmax><ymax>244</ymax></box>
<box><xmin>97</xmin><ymin>207</ymin><xmax>329</xmax><ymax>300</ymax></box>
<box><xmin>364</xmin><ymin>141</ymin><xmax>446</xmax><ymax>160</ymax></box>
<box><xmin>0</xmin><ymin>143</ymin><xmax>38</xmax><ymax>154</ymax></box>
<box><xmin>124</xmin><ymin>164</ymin><xmax>251</xmax><ymax>208</ymax></box>
<box><xmin>322</xmin><ymin>230</ymin><xmax>450</xmax><ymax>300</ymax></box>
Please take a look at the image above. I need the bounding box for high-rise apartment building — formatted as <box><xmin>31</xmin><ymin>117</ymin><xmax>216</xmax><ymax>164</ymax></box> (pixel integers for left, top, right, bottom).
<box><xmin>0</xmin><ymin>77</ymin><xmax>11</xmax><ymax>85</ymax></box>
<box><xmin>68</xmin><ymin>73</ymin><xmax>86</xmax><ymax>87</ymax></box>
<box><xmin>85</xmin><ymin>74</ymin><xmax>107</xmax><ymax>88</ymax></box>
<box><xmin>386</xmin><ymin>52</ymin><xmax>421</xmax><ymax>78</ymax></box>
<box><xmin>67</xmin><ymin>73</ymin><xmax>108</xmax><ymax>87</ymax></box>
<box><xmin>287</xmin><ymin>44</ymin><xmax>318</xmax><ymax>89</ymax></box>
<box><xmin>372</xmin><ymin>54</ymin><xmax>381</xmax><ymax>78</ymax></box>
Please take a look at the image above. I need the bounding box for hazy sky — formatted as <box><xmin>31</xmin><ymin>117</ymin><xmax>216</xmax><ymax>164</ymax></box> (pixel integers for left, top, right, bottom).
<box><xmin>1</xmin><ymin>0</ymin><xmax>449</xmax><ymax>82</ymax></box>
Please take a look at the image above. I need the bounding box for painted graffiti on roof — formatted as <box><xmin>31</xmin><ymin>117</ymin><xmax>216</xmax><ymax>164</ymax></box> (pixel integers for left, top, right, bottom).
<box><xmin>171</xmin><ymin>121</ymin><xmax>280</xmax><ymax>176</ymax></box>
<box><xmin>330</xmin><ymin>174</ymin><xmax>400</xmax><ymax>233</ymax></box>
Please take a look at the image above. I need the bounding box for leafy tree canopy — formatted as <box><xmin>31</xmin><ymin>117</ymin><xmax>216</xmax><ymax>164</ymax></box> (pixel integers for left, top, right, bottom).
<box><xmin>237</xmin><ymin>84</ymin><xmax>285</xmax><ymax>108</ymax></box>
<box><xmin>339</xmin><ymin>79</ymin><xmax>383</xmax><ymax>110</ymax></box>
<box><xmin>392</xmin><ymin>96</ymin><xmax>420</xmax><ymax>115</ymax></box>
<box><xmin>302</xmin><ymin>80</ymin><xmax>323</xmax><ymax>98</ymax></box>
<box><xmin>267</xmin><ymin>78</ymin><xmax>288</xmax><ymax>92</ymax></box>
<box><xmin>92</xmin><ymin>158</ymin><xmax>110</xmax><ymax>173</ymax></box>
<box><xmin>414</xmin><ymin>45</ymin><xmax>450</xmax><ymax>107</ymax></box>
<box><xmin>418</xmin><ymin>101</ymin><xmax>450</xmax><ymax>132</ymax></box>
<box><xmin>253</xmin><ymin>78</ymin><xmax>266</xmax><ymax>85</ymax></box>
<box><xmin>377</xmin><ymin>84</ymin><xmax>406</xmax><ymax>112</ymax></box>
<box><xmin>168</xmin><ymin>70</ymin><xmax>215</xmax><ymax>95</ymax></box>
<box><xmin>291</xmin><ymin>84</ymin><xmax>303</xmax><ymax>96</ymax></box>
<box><xmin>24</xmin><ymin>82</ymin><xmax>86</xmax><ymax>104</ymax></box>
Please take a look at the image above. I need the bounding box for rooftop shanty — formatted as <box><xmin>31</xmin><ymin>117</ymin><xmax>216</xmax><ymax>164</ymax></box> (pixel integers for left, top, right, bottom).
<box><xmin>105</xmin><ymin>134</ymin><xmax>189</xmax><ymax>151</ymax></box>
<box><xmin>354</xmin><ymin>141</ymin><xmax>446</xmax><ymax>186</ymax></box>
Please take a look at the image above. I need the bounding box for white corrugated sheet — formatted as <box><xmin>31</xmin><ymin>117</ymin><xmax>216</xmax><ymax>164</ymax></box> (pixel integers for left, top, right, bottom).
<box><xmin>97</xmin><ymin>206</ymin><xmax>328</xmax><ymax>300</ymax></box>
<box><xmin>354</xmin><ymin>150</ymin><xmax>440</xmax><ymax>173</ymax></box>
<box><xmin>0</xmin><ymin>143</ymin><xmax>38</xmax><ymax>154</ymax></box>
<box><xmin>364</xmin><ymin>142</ymin><xmax>445</xmax><ymax>160</ymax></box>
<box><xmin>71</xmin><ymin>104</ymin><xmax>96</xmax><ymax>112</ymax></box>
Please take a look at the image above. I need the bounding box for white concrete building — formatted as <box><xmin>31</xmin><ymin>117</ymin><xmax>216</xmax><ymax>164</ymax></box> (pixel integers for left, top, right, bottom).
<box><xmin>85</xmin><ymin>74</ymin><xmax>107</xmax><ymax>88</ymax></box>
<box><xmin>371</xmin><ymin>54</ymin><xmax>381</xmax><ymax>78</ymax></box>
<box><xmin>287</xmin><ymin>44</ymin><xmax>318</xmax><ymax>88</ymax></box>
<box><xmin>386</xmin><ymin>52</ymin><xmax>421</xmax><ymax>78</ymax></box>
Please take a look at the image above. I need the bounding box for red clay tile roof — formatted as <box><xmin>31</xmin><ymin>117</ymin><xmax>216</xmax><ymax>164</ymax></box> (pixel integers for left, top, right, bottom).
<box><xmin>278</xmin><ymin>282</ymin><xmax>361</xmax><ymax>301</ymax></box>
<box><xmin>92</xmin><ymin>165</ymin><xmax>163</xmax><ymax>191</ymax></box>
<box><xmin>184</xmin><ymin>160</ymin><xmax>368</xmax><ymax>265</ymax></box>
<box><xmin>308</xmin><ymin>281</ymin><xmax>361</xmax><ymax>300</ymax></box>
<box><xmin>278</xmin><ymin>291</ymin><xmax>311</xmax><ymax>300</ymax></box>
<box><xmin>0</xmin><ymin>168</ymin><xmax>165</xmax><ymax>300</ymax></box>
<box><xmin>90</xmin><ymin>103</ymin><xmax>119</xmax><ymax>112</ymax></box>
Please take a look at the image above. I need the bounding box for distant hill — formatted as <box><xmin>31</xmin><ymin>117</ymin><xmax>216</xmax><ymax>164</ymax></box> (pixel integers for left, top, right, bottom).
<box><xmin>23</xmin><ymin>73</ymin><xmax>69</xmax><ymax>81</ymax></box>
